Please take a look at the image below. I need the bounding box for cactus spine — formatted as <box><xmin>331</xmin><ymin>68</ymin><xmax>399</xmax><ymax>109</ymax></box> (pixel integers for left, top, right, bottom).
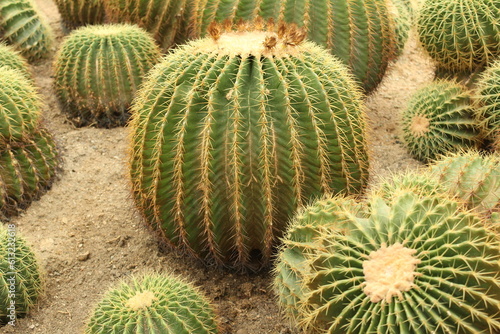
<box><xmin>401</xmin><ymin>80</ymin><xmax>480</xmax><ymax>162</ymax></box>
<box><xmin>0</xmin><ymin>224</ymin><xmax>43</xmax><ymax>324</ymax></box>
<box><xmin>274</xmin><ymin>192</ymin><xmax>500</xmax><ymax>333</ymax></box>
<box><xmin>0</xmin><ymin>0</ymin><xmax>54</xmax><ymax>61</ymax></box>
<box><xmin>188</xmin><ymin>0</ymin><xmax>398</xmax><ymax>93</ymax></box>
<box><xmin>0</xmin><ymin>43</ymin><xmax>30</xmax><ymax>77</ymax></box>
<box><xmin>54</xmin><ymin>0</ymin><xmax>105</xmax><ymax>30</ymax></box>
<box><xmin>85</xmin><ymin>272</ymin><xmax>219</xmax><ymax>334</ymax></box>
<box><xmin>53</xmin><ymin>24</ymin><xmax>162</xmax><ymax>128</ymax></box>
<box><xmin>130</xmin><ymin>23</ymin><xmax>369</xmax><ymax>270</ymax></box>
<box><xmin>475</xmin><ymin>59</ymin><xmax>500</xmax><ymax>147</ymax></box>
<box><xmin>417</xmin><ymin>0</ymin><xmax>500</xmax><ymax>72</ymax></box>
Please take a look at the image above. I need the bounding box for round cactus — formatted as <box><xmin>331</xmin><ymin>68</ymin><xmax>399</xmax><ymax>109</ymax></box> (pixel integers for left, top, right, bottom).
<box><xmin>54</xmin><ymin>0</ymin><xmax>105</xmax><ymax>30</ymax></box>
<box><xmin>475</xmin><ymin>59</ymin><xmax>500</xmax><ymax>147</ymax></box>
<box><xmin>0</xmin><ymin>224</ymin><xmax>43</xmax><ymax>324</ymax></box>
<box><xmin>428</xmin><ymin>151</ymin><xmax>500</xmax><ymax>218</ymax></box>
<box><xmin>388</xmin><ymin>0</ymin><xmax>413</xmax><ymax>55</ymax></box>
<box><xmin>85</xmin><ymin>272</ymin><xmax>218</xmax><ymax>334</ymax></box>
<box><xmin>274</xmin><ymin>192</ymin><xmax>500</xmax><ymax>333</ymax></box>
<box><xmin>103</xmin><ymin>0</ymin><xmax>187</xmax><ymax>50</ymax></box>
<box><xmin>129</xmin><ymin>23</ymin><xmax>370</xmax><ymax>270</ymax></box>
<box><xmin>0</xmin><ymin>43</ymin><xmax>30</xmax><ymax>78</ymax></box>
<box><xmin>417</xmin><ymin>0</ymin><xmax>500</xmax><ymax>72</ymax></box>
<box><xmin>53</xmin><ymin>24</ymin><xmax>162</xmax><ymax>128</ymax></box>
<box><xmin>0</xmin><ymin>0</ymin><xmax>54</xmax><ymax>61</ymax></box>
<box><xmin>188</xmin><ymin>0</ymin><xmax>398</xmax><ymax>93</ymax></box>
<box><xmin>401</xmin><ymin>80</ymin><xmax>480</xmax><ymax>162</ymax></box>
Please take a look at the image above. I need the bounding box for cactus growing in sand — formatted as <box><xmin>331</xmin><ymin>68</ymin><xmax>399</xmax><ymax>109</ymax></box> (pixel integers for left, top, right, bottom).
<box><xmin>0</xmin><ymin>0</ymin><xmax>53</xmax><ymax>61</ymax></box>
<box><xmin>129</xmin><ymin>23</ymin><xmax>369</xmax><ymax>270</ymax></box>
<box><xmin>85</xmin><ymin>272</ymin><xmax>218</xmax><ymax>334</ymax></box>
<box><xmin>402</xmin><ymin>80</ymin><xmax>480</xmax><ymax>162</ymax></box>
<box><xmin>274</xmin><ymin>192</ymin><xmax>500</xmax><ymax>333</ymax></box>
<box><xmin>54</xmin><ymin>0</ymin><xmax>105</xmax><ymax>29</ymax></box>
<box><xmin>53</xmin><ymin>24</ymin><xmax>161</xmax><ymax>128</ymax></box>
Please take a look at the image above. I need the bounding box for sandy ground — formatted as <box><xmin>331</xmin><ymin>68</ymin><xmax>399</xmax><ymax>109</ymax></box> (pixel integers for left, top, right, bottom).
<box><xmin>0</xmin><ymin>1</ymin><xmax>434</xmax><ymax>333</ymax></box>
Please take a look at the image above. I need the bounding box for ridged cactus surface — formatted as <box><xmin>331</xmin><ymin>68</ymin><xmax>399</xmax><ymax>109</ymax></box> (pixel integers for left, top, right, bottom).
<box><xmin>475</xmin><ymin>60</ymin><xmax>500</xmax><ymax>147</ymax></box>
<box><xmin>0</xmin><ymin>0</ymin><xmax>53</xmax><ymax>61</ymax></box>
<box><xmin>54</xmin><ymin>24</ymin><xmax>161</xmax><ymax>128</ymax></box>
<box><xmin>417</xmin><ymin>0</ymin><xmax>500</xmax><ymax>72</ymax></box>
<box><xmin>130</xmin><ymin>24</ymin><xmax>369</xmax><ymax>269</ymax></box>
<box><xmin>0</xmin><ymin>224</ymin><xmax>43</xmax><ymax>324</ymax></box>
<box><xmin>274</xmin><ymin>192</ymin><xmax>500</xmax><ymax>333</ymax></box>
<box><xmin>0</xmin><ymin>43</ymin><xmax>29</xmax><ymax>77</ymax></box>
<box><xmin>188</xmin><ymin>0</ymin><xmax>398</xmax><ymax>93</ymax></box>
<box><xmin>402</xmin><ymin>80</ymin><xmax>480</xmax><ymax>162</ymax></box>
<box><xmin>388</xmin><ymin>0</ymin><xmax>413</xmax><ymax>55</ymax></box>
<box><xmin>103</xmin><ymin>0</ymin><xmax>186</xmax><ymax>50</ymax></box>
<box><xmin>54</xmin><ymin>0</ymin><xmax>105</xmax><ymax>29</ymax></box>
<box><xmin>85</xmin><ymin>272</ymin><xmax>218</xmax><ymax>334</ymax></box>
<box><xmin>373</xmin><ymin>169</ymin><xmax>444</xmax><ymax>201</ymax></box>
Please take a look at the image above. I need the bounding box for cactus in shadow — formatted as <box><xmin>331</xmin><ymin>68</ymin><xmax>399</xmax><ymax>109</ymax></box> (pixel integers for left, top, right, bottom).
<box><xmin>402</xmin><ymin>80</ymin><xmax>480</xmax><ymax>162</ymax></box>
<box><xmin>85</xmin><ymin>272</ymin><xmax>219</xmax><ymax>334</ymax></box>
<box><xmin>0</xmin><ymin>224</ymin><xmax>43</xmax><ymax>324</ymax></box>
<box><xmin>0</xmin><ymin>0</ymin><xmax>54</xmax><ymax>61</ymax></box>
<box><xmin>274</xmin><ymin>192</ymin><xmax>500</xmax><ymax>333</ymax></box>
<box><xmin>53</xmin><ymin>24</ymin><xmax>162</xmax><ymax>128</ymax></box>
<box><xmin>417</xmin><ymin>0</ymin><xmax>500</xmax><ymax>72</ymax></box>
<box><xmin>0</xmin><ymin>43</ymin><xmax>30</xmax><ymax>77</ymax></box>
<box><xmin>54</xmin><ymin>0</ymin><xmax>105</xmax><ymax>30</ymax></box>
<box><xmin>129</xmin><ymin>23</ymin><xmax>370</xmax><ymax>270</ymax></box>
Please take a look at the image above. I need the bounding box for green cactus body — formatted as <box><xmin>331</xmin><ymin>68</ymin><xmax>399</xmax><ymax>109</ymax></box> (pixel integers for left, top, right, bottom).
<box><xmin>402</xmin><ymin>80</ymin><xmax>480</xmax><ymax>162</ymax></box>
<box><xmin>54</xmin><ymin>0</ymin><xmax>105</xmax><ymax>30</ymax></box>
<box><xmin>0</xmin><ymin>0</ymin><xmax>53</xmax><ymax>61</ymax></box>
<box><xmin>0</xmin><ymin>43</ymin><xmax>30</xmax><ymax>77</ymax></box>
<box><xmin>475</xmin><ymin>59</ymin><xmax>500</xmax><ymax>147</ymax></box>
<box><xmin>53</xmin><ymin>24</ymin><xmax>162</xmax><ymax>128</ymax></box>
<box><xmin>85</xmin><ymin>272</ymin><xmax>218</xmax><ymax>334</ymax></box>
<box><xmin>429</xmin><ymin>151</ymin><xmax>500</xmax><ymax>218</ymax></box>
<box><xmin>0</xmin><ymin>224</ymin><xmax>43</xmax><ymax>324</ymax></box>
<box><xmin>388</xmin><ymin>0</ymin><xmax>413</xmax><ymax>55</ymax></box>
<box><xmin>275</xmin><ymin>192</ymin><xmax>500</xmax><ymax>333</ymax></box>
<box><xmin>417</xmin><ymin>0</ymin><xmax>500</xmax><ymax>72</ymax></box>
<box><xmin>103</xmin><ymin>0</ymin><xmax>186</xmax><ymax>50</ymax></box>
<box><xmin>188</xmin><ymin>0</ymin><xmax>397</xmax><ymax>93</ymax></box>
<box><xmin>130</xmin><ymin>25</ymin><xmax>369</xmax><ymax>269</ymax></box>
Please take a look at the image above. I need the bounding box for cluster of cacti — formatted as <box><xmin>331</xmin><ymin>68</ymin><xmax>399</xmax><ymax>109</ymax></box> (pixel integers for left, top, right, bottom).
<box><xmin>129</xmin><ymin>22</ymin><xmax>370</xmax><ymax>270</ymax></box>
<box><xmin>53</xmin><ymin>24</ymin><xmax>162</xmax><ymax>128</ymax></box>
<box><xmin>103</xmin><ymin>0</ymin><xmax>187</xmax><ymax>50</ymax></box>
<box><xmin>85</xmin><ymin>272</ymin><xmax>219</xmax><ymax>334</ymax></box>
<box><xmin>0</xmin><ymin>43</ymin><xmax>30</xmax><ymax>77</ymax></box>
<box><xmin>417</xmin><ymin>0</ymin><xmax>500</xmax><ymax>72</ymax></box>
<box><xmin>0</xmin><ymin>66</ymin><xmax>58</xmax><ymax>217</ymax></box>
<box><xmin>0</xmin><ymin>224</ymin><xmax>43</xmax><ymax>324</ymax></box>
<box><xmin>54</xmin><ymin>0</ymin><xmax>105</xmax><ymax>30</ymax></box>
<box><xmin>0</xmin><ymin>0</ymin><xmax>54</xmax><ymax>61</ymax></box>
<box><xmin>187</xmin><ymin>0</ymin><xmax>398</xmax><ymax>93</ymax></box>
<box><xmin>373</xmin><ymin>169</ymin><xmax>444</xmax><ymax>201</ymax></box>
<box><xmin>274</xmin><ymin>191</ymin><xmax>500</xmax><ymax>333</ymax></box>
<box><xmin>475</xmin><ymin>60</ymin><xmax>500</xmax><ymax>148</ymax></box>
<box><xmin>401</xmin><ymin>80</ymin><xmax>480</xmax><ymax>162</ymax></box>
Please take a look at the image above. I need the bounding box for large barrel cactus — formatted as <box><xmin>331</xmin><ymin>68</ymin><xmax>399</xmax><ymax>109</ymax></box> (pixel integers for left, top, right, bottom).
<box><xmin>54</xmin><ymin>0</ymin><xmax>105</xmax><ymax>30</ymax></box>
<box><xmin>53</xmin><ymin>24</ymin><xmax>162</xmax><ymax>128</ymax></box>
<box><xmin>0</xmin><ymin>0</ymin><xmax>53</xmax><ymax>61</ymax></box>
<box><xmin>103</xmin><ymin>0</ymin><xmax>187</xmax><ymax>50</ymax></box>
<box><xmin>85</xmin><ymin>272</ymin><xmax>219</xmax><ymax>334</ymax></box>
<box><xmin>417</xmin><ymin>0</ymin><xmax>500</xmax><ymax>72</ymax></box>
<box><xmin>401</xmin><ymin>80</ymin><xmax>480</xmax><ymax>162</ymax></box>
<box><xmin>188</xmin><ymin>0</ymin><xmax>398</xmax><ymax>93</ymax></box>
<box><xmin>130</xmin><ymin>23</ymin><xmax>370</xmax><ymax>270</ymax></box>
<box><xmin>475</xmin><ymin>59</ymin><xmax>500</xmax><ymax>148</ymax></box>
<box><xmin>274</xmin><ymin>192</ymin><xmax>500</xmax><ymax>333</ymax></box>
<box><xmin>0</xmin><ymin>224</ymin><xmax>43</xmax><ymax>324</ymax></box>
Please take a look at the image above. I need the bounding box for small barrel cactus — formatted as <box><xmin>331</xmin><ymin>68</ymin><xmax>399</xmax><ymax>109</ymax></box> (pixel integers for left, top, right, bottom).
<box><xmin>428</xmin><ymin>151</ymin><xmax>500</xmax><ymax>218</ymax></box>
<box><xmin>188</xmin><ymin>0</ymin><xmax>398</xmax><ymax>93</ymax></box>
<box><xmin>130</xmin><ymin>23</ymin><xmax>369</xmax><ymax>270</ymax></box>
<box><xmin>0</xmin><ymin>224</ymin><xmax>43</xmax><ymax>324</ymax></box>
<box><xmin>388</xmin><ymin>0</ymin><xmax>413</xmax><ymax>55</ymax></box>
<box><xmin>85</xmin><ymin>272</ymin><xmax>219</xmax><ymax>334</ymax></box>
<box><xmin>53</xmin><ymin>24</ymin><xmax>162</xmax><ymax>128</ymax></box>
<box><xmin>103</xmin><ymin>0</ymin><xmax>186</xmax><ymax>50</ymax></box>
<box><xmin>417</xmin><ymin>0</ymin><xmax>500</xmax><ymax>72</ymax></box>
<box><xmin>54</xmin><ymin>0</ymin><xmax>105</xmax><ymax>30</ymax></box>
<box><xmin>0</xmin><ymin>0</ymin><xmax>53</xmax><ymax>61</ymax></box>
<box><xmin>274</xmin><ymin>192</ymin><xmax>500</xmax><ymax>333</ymax></box>
<box><xmin>402</xmin><ymin>80</ymin><xmax>480</xmax><ymax>162</ymax></box>
<box><xmin>475</xmin><ymin>59</ymin><xmax>500</xmax><ymax>147</ymax></box>
<box><xmin>0</xmin><ymin>43</ymin><xmax>30</xmax><ymax>77</ymax></box>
